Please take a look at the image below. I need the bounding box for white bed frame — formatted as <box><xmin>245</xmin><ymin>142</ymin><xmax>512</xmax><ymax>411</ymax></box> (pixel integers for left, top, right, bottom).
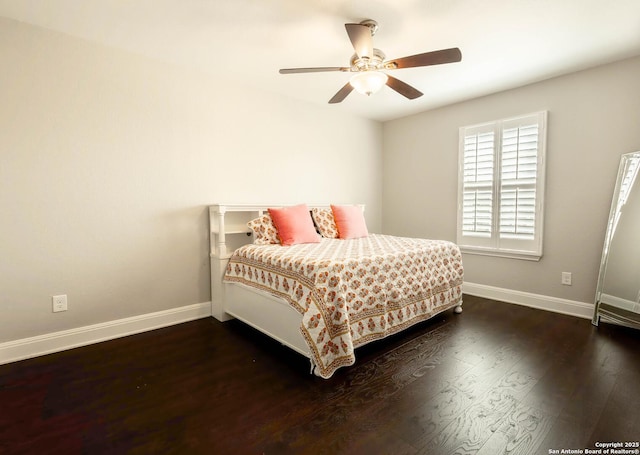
<box><xmin>209</xmin><ymin>204</ymin><xmax>338</xmax><ymax>358</ymax></box>
<box><xmin>209</xmin><ymin>203</ymin><xmax>462</xmax><ymax>362</ymax></box>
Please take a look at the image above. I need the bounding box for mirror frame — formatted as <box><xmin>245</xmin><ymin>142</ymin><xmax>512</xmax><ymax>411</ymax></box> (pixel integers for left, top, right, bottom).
<box><xmin>592</xmin><ymin>151</ymin><xmax>640</xmax><ymax>329</ymax></box>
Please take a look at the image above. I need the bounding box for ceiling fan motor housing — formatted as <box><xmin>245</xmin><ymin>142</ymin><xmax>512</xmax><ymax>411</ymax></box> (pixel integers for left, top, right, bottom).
<box><xmin>350</xmin><ymin>48</ymin><xmax>386</xmax><ymax>71</ymax></box>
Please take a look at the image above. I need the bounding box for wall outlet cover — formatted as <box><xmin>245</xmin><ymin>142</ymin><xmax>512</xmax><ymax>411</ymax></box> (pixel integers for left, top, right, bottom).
<box><xmin>52</xmin><ymin>295</ymin><xmax>68</xmax><ymax>312</ymax></box>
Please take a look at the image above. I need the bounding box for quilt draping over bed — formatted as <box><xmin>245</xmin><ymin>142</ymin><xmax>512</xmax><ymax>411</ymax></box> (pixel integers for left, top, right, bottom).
<box><xmin>223</xmin><ymin>234</ymin><xmax>464</xmax><ymax>378</ymax></box>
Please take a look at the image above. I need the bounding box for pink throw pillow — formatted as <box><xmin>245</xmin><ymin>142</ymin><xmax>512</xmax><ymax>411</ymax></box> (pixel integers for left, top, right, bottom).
<box><xmin>268</xmin><ymin>204</ymin><xmax>321</xmax><ymax>246</ymax></box>
<box><xmin>331</xmin><ymin>205</ymin><xmax>369</xmax><ymax>239</ymax></box>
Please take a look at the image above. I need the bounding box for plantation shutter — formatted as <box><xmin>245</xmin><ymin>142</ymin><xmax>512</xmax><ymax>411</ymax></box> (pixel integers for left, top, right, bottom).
<box><xmin>499</xmin><ymin>121</ymin><xmax>539</xmax><ymax>240</ymax></box>
<box><xmin>457</xmin><ymin>112</ymin><xmax>546</xmax><ymax>260</ymax></box>
<box><xmin>462</xmin><ymin>129</ymin><xmax>495</xmax><ymax>238</ymax></box>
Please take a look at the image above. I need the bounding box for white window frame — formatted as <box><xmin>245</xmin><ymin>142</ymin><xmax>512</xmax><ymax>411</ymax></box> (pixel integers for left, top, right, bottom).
<box><xmin>456</xmin><ymin>111</ymin><xmax>547</xmax><ymax>261</ymax></box>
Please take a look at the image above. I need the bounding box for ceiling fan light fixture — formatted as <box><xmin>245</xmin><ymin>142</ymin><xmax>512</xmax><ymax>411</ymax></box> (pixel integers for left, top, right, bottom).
<box><xmin>349</xmin><ymin>71</ymin><xmax>388</xmax><ymax>96</ymax></box>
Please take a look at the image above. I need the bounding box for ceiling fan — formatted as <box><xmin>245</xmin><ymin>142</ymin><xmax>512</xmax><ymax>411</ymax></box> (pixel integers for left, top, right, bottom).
<box><xmin>279</xmin><ymin>19</ymin><xmax>462</xmax><ymax>104</ymax></box>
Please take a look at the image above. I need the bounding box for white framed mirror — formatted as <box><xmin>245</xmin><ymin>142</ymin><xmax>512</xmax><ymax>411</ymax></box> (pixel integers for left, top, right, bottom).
<box><xmin>592</xmin><ymin>151</ymin><xmax>640</xmax><ymax>329</ymax></box>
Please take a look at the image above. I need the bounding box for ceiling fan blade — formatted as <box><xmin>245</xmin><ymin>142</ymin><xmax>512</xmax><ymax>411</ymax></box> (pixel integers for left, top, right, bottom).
<box><xmin>386</xmin><ymin>75</ymin><xmax>423</xmax><ymax>100</ymax></box>
<box><xmin>279</xmin><ymin>67</ymin><xmax>349</xmax><ymax>74</ymax></box>
<box><xmin>328</xmin><ymin>83</ymin><xmax>354</xmax><ymax>104</ymax></box>
<box><xmin>345</xmin><ymin>23</ymin><xmax>373</xmax><ymax>59</ymax></box>
<box><xmin>385</xmin><ymin>47</ymin><xmax>462</xmax><ymax>70</ymax></box>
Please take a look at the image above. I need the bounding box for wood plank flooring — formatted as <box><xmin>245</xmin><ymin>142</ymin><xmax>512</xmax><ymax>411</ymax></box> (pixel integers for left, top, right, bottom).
<box><xmin>1</xmin><ymin>295</ymin><xmax>640</xmax><ymax>454</ymax></box>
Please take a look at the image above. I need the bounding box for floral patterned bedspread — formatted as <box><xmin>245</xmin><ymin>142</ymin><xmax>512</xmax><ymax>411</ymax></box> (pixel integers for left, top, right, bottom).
<box><xmin>223</xmin><ymin>234</ymin><xmax>464</xmax><ymax>378</ymax></box>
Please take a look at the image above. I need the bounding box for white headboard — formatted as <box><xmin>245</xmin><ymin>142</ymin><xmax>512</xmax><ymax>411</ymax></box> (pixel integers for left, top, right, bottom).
<box><xmin>208</xmin><ymin>203</ymin><xmax>364</xmax><ymax>258</ymax></box>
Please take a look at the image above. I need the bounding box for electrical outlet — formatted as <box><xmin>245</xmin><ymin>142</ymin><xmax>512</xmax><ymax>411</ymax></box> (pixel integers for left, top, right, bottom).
<box><xmin>52</xmin><ymin>295</ymin><xmax>68</xmax><ymax>312</ymax></box>
<box><xmin>561</xmin><ymin>272</ymin><xmax>572</xmax><ymax>286</ymax></box>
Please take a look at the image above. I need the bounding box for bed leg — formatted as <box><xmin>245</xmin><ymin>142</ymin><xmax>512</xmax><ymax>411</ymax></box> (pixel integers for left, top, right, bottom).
<box><xmin>454</xmin><ymin>303</ymin><xmax>463</xmax><ymax>314</ymax></box>
<box><xmin>309</xmin><ymin>358</ymin><xmax>321</xmax><ymax>377</ymax></box>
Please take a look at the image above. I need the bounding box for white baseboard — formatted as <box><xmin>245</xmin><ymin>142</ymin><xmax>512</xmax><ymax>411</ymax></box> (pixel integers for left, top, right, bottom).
<box><xmin>0</xmin><ymin>302</ymin><xmax>212</xmax><ymax>366</ymax></box>
<box><xmin>0</xmin><ymin>286</ymin><xmax>594</xmax><ymax>366</ymax></box>
<box><xmin>463</xmin><ymin>282</ymin><xmax>594</xmax><ymax>319</ymax></box>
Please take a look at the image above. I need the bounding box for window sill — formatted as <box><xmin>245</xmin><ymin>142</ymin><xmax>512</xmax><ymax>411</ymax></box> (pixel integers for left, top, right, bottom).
<box><xmin>459</xmin><ymin>246</ymin><xmax>542</xmax><ymax>262</ymax></box>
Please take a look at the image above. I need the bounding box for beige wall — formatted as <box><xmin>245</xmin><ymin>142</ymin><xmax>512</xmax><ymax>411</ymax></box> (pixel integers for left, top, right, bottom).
<box><xmin>382</xmin><ymin>55</ymin><xmax>640</xmax><ymax>304</ymax></box>
<box><xmin>0</xmin><ymin>18</ymin><xmax>383</xmax><ymax>343</ymax></box>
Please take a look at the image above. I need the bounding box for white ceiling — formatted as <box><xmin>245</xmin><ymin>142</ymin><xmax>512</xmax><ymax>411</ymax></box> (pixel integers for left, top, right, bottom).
<box><xmin>1</xmin><ymin>0</ymin><xmax>640</xmax><ymax>122</ymax></box>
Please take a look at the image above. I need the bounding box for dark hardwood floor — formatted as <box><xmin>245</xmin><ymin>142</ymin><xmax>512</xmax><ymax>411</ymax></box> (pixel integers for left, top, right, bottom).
<box><xmin>2</xmin><ymin>295</ymin><xmax>640</xmax><ymax>455</ymax></box>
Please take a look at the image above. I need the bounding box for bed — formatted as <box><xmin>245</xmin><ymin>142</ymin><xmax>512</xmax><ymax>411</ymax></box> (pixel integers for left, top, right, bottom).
<box><xmin>209</xmin><ymin>204</ymin><xmax>463</xmax><ymax>378</ymax></box>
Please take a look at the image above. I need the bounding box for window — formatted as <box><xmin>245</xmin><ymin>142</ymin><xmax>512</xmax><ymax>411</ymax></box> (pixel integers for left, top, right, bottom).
<box><xmin>457</xmin><ymin>111</ymin><xmax>547</xmax><ymax>260</ymax></box>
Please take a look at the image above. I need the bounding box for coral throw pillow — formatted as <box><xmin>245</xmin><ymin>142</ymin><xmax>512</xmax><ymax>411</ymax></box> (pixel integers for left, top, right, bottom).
<box><xmin>331</xmin><ymin>204</ymin><xmax>369</xmax><ymax>239</ymax></box>
<box><xmin>268</xmin><ymin>204</ymin><xmax>321</xmax><ymax>246</ymax></box>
